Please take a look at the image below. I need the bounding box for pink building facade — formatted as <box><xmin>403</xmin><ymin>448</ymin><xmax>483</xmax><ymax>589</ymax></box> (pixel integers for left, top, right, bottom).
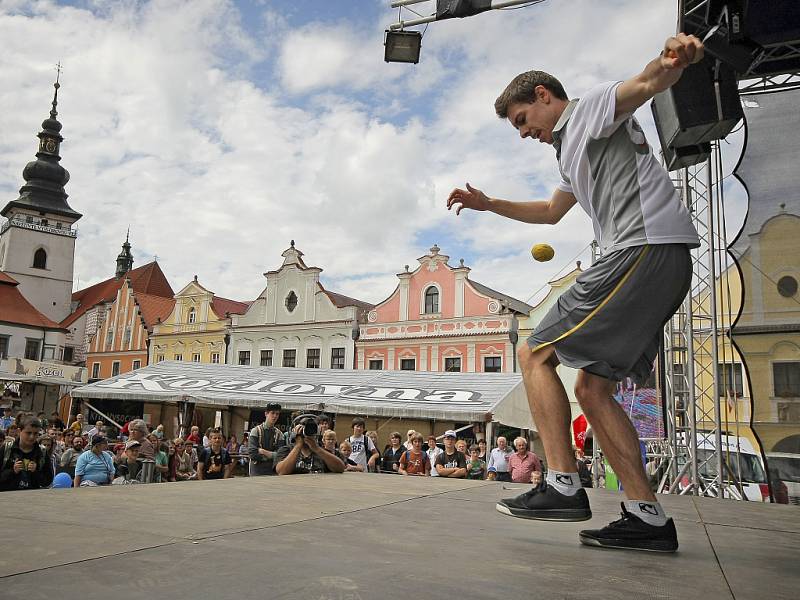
<box><xmin>356</xmin><ymin>245</ymin><xmax>532</xmax><ymax>373</ymax></box>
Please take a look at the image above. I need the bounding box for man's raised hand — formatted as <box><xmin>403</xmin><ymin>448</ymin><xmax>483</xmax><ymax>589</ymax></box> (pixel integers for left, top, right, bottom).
<box><xmin>447</xmin><ymin>183</ymin><xmax>490</xmax><ymax>216</ymax></box>
<box><xmin>661</xmin><ymin>33</ymin><xmax>704</xmax><ymax>70</ymax></box>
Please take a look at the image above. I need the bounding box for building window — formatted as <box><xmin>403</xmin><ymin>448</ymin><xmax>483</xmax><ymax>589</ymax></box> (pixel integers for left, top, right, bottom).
<box><xmin>187</xmin><ymin>307</ymin><xmax>196</xmax><ymax>324</ymax></box>
<box><xmin>400</xmin><ymin>358</ymin><xmax>416</xmax><ymax>371</ymax></box>
<box><xmin>42</xmin><ymin>346</ymin><xmax>55</xmax><ymax>360</ymax></box>
<box><xmin>0</xmin><ymin>336</ymin><xmax>9</xmax><ymax>359</ymax></box>
<box><xmin>285</xmin><ymin>291</ymin><xmax>298</xmax><ymax>313</ymax></box>
<box><xmin>238</xmin><ymin>351</ymin><xmax>251</xmax><ymax>366</ymax></box>
<box><xmin>211</xmin><ymin>352</ymin><xmax>220</xmax><ymax>364</ymax></box>
<box><xmin>111</xmin><ymin>361</ymin><xmax>121</xmax><ymax>376</ymax></box>
<box><xmin>132</xmin><ymin>360</ymin><xmax>141</xmax><ymax>370</ymax></box>
<box><xmin>123</xmin><ymin>326</ymin><xmax>132</xmax><ymax>347</ymax></box>
<box><xmin>445</xmin><ymin>357</ymin><xmax>461</xmax><ymax>372</ymax></box>
<box><xmin>192</xmin><ymin>353</ymin><xmax>201</xmax><ymax>363</ymax></box>
<box><xmin>424</xmin><ymin>286</ymin><xmax>439</xmax><ymax>314</ymax></box>
<box><xmin>157</xmin><ymin>354</ymin><xmax>165</xmax><ymax>363</ymax></box>
<box><xmin>91</xmin><ymin>363</ymin><xmax>100</xmax><ymax>379</ymax></box>
<box><xmin>774</xmin><ymin>362</ymin><xmax>800</xmax><ymax>397</ymax></box>
<box><xmin>717</xmin><ymin>363</ymin><xmax>743</xmax><ymax>397</ymax></box>
<box><xmin>283</xmin><ymin>349</ymin><xmax>296</xmax><ymax>367</ymax></box>
<box><xmin>105</xmin><ymin>328</ymin><xmax>114</xmax><ymax>350</ymax></box>
<box><xmin>368</xmin><ymin>359</ymin><xmax>383</xmax><ymax>370</ymax></box>
<box><xmin>306</xmin><ymin>348</ymin><xmax>321</xmax><ymax>368</ymax></box>
<box><xmin>174</xmin><ymin>354</ymin><xmax>183</xmax><ymax>361</ymax></box>
<box><xmin>63</xmin><ymin>346</ymin><xmax>74</xmax><ymax>362</ymax></box>
<box><xmin>484</xmin><ymin>356</ymin><xmax>502</xmax><ymax>373</ymax></box>
<box><xmin>26</xmin><ymin>215</ymin><xmax>33</xmax><ymax>223</ymax></box>
<box><xmin>331</xmin><ymin>347</ymin><xmax>346</xmax><ymax>369</ymax></box>
<box><xmin>260</xmin><ymin>350</ymin><xmax>273</xmax><ymax>367</ymax></box>
<box><xmin>777</xmin><ymin>275</ymin><xmax>798</xmax><ymax>298</ymax></box>
<box><xmin>24</xmin><ymin>339</ymin><xmax>40</xmax><ymax>360</ymax></box>
<box><xmin>32</xmin><ymin>248</ymin><xmax>47</xmax><ymax>269</ymax></box>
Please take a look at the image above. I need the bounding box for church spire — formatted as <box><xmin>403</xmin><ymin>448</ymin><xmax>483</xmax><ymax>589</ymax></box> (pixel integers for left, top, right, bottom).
<box><xmin>115</xmin><ymin>228</ymin><xmax>134</xmax><ymax>278</ymax></box>
<box><xmin>1</xmin><ymin>68</ymin><xmax>82</xmax><ymax>221</ymax></box>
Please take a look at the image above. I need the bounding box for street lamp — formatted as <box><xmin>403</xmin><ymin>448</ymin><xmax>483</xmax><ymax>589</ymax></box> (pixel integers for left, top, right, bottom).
<box><xmin>384</xmin><ymin>29</ymin><xmax>422</xmax><ymax>63</ymax></box>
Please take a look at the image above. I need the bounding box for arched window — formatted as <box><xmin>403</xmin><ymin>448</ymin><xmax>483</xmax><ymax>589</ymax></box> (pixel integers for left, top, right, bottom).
<box><xmin>187</xmin><ymin>307</ymin><xmax>196</xmax><ymax>324</ymax></box>
<box><xmin>424</xmin><ymin>286</ymin><xmax>439</xmax><ymax>314</ymax></box>
<box><xmin>33</xmin><ymin>248</ymin><xmax>47</xmax><ymax>269</ymax></box>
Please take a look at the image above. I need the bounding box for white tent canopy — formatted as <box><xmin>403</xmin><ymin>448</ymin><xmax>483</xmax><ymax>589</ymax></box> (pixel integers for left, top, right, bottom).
<box><xmin>71</xmin><ymin>361</ymin><xmax>534</xmax><ymax>428</ymax></box>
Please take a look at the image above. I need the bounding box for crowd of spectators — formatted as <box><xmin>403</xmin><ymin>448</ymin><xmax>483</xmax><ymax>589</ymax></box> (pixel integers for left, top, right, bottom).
<box><xmin>0</xmin><ymin>403</ymin><xmax>599</xmax><ymax>492</ymax></box>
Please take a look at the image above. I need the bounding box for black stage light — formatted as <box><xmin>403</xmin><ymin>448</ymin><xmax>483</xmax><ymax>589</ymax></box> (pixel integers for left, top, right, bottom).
<box><xmin>384</xmin><ymin>30</ymin><xmax>422</xmax><ymax>64</ymax></box>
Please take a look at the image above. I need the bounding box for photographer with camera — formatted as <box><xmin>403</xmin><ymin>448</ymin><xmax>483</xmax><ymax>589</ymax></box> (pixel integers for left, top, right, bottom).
<box><xmin>274</xmin><ymin>415</ymin><xmax>345</xmax><ymax>475</ymax></box>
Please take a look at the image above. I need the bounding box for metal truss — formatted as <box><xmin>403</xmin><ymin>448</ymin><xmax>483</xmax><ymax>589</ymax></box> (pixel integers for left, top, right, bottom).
<box><xmin>661</xmin><ymin>145</ymin><xmax>744</xmax><ymax>500</ymax></box>
<box><xmin>654</xmin><ymin>0</ymin><xmax>800</xmax><ymax>501</ymax></box>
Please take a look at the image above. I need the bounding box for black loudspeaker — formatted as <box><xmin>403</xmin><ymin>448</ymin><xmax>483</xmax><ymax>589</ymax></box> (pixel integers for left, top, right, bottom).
<box><xmin>651</xmin><ymin>55</ymin><xmax>743</xmax><ymax>149</ymax></box>
<box><xmin>656</xmin><ymin>140</ymin><xmax>711</xmax><ymax>172</ymax></box>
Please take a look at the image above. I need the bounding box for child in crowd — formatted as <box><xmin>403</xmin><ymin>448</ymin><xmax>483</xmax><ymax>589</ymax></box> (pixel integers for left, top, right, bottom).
<box><xmin>466</xmin><ymin>444</ymin><xmax>486</xmax><ymax>480</ymax></box>
<box><xmin>339</xmin><ymin>441</ymin><xmax>364</xmax><ymax>472</ymax></box>
<box><xmin>398</xmin><ymin>433</ymin><xmax>430</xmax><ymax>476</ymax></box>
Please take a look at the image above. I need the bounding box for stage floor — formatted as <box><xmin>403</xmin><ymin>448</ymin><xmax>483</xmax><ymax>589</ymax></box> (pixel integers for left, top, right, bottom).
<box><xmin>1</xmin><ymin>474</ymin><xmax>798</xmax><ymax>599</ymax></box>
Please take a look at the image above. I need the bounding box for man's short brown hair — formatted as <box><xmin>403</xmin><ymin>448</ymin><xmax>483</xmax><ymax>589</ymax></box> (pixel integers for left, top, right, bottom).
<box><xmin>495</xmin><ymin>70</ymin><xmax>568</xmax><ymax>119</ymax></box>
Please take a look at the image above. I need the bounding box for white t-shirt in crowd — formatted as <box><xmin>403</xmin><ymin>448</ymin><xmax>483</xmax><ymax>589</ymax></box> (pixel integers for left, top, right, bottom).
<box><xmin>427</xmin><ymin>447</ymin><xmax>444</xmax><ymax>476</ymax></box>
<box><xmin>348</xmin><ymin>435</ymin><xmax>376</xmax><ymax>468</ymax></box>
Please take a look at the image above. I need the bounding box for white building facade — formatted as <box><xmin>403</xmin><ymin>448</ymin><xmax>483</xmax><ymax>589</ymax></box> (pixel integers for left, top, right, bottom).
<box><xmin>229</xmin><ymin>242</ymin><xmax>373</xmax><ymax>371</ymax></box>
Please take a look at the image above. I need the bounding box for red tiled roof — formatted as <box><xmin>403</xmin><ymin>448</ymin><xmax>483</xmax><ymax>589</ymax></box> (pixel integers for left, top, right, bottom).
<box><xmin>136</xmin><ymin>292</ymin><xmax>176</xmax><ymax>329</ymax></box>
<box><xmin>0</xmin><ymin>271</ymin><xmax>18</xmax><ymax>285</ymax></box>
<box><xmin>0</xmin><ymin>272</ymin><xmax>66</xmax><ymax>330</ymax></box>
<box><xmin>318</xmin><ymin>284</ymin><xmax>374</xmax><ymax>311</ymax></box>
<box><xmin>62</xmin><ymin>261</ymin><xmax>174</xmax><ymax>328</ymax></box>
<box><xmin>210</xmin><ymin>297</ymin><xmax>251</xmax><ymax>318</ymax></box>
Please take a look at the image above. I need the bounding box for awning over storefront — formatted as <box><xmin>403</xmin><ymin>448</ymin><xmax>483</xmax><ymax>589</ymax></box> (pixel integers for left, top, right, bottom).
<box><xmin>71</xmin><ymin>361</ymin><xmax>534</xmax><ymax>428</ymax></box>
<box><xmin>0</xmin><ymin>358</ymin><xmax>88</xmax><ymax>387</ymax></box>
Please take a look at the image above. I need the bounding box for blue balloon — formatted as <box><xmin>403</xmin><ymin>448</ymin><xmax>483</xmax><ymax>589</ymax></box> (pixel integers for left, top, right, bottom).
<box><xmin>52</xmin><ymin>472</ymin><xmax>73</xmax><ymax>488</ymax></box>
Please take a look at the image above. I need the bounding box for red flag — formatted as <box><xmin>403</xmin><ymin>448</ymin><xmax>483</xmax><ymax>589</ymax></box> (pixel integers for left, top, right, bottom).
<box><xmin>573</xmin><ymin>414</ymin><xmax>588</xmax><ymax>451</ymax></box>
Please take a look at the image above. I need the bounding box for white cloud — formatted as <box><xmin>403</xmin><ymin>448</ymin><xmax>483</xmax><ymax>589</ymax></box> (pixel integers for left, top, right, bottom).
<box><xmin>1</xmin><ymin>0</ymin><xmax>699</xmax><ymax>310</ymax></box>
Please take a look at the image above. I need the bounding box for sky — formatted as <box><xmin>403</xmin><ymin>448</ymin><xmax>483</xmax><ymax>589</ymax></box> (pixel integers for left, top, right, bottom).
<box><xmin>0</xmin><ymin>0</ymin><xmax>748</xmax><ymax>307</ymax></box>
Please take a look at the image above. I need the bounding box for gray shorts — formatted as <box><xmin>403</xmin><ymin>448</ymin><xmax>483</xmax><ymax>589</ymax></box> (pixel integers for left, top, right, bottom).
<box><xmin>527</xmin><ymin>244</ymin><xmax>691</xmax><ymax>385</ymax></box>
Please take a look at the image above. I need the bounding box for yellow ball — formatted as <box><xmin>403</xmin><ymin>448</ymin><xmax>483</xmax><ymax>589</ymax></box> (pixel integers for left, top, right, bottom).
<box><xmin>531</xmin><ymin>243</ymin><xmax>555</xmax><ymax>262</ymax></box>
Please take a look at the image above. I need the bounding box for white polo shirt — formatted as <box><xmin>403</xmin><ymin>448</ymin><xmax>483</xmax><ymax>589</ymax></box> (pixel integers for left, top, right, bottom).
<box><xmin>553</xmin><ymin>81</ymin><xmax>699</xmax><ymax>255</ymax></box>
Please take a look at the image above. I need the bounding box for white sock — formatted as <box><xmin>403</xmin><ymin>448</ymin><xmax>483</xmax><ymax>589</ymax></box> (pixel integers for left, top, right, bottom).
<box><xmin>546</xmin><ymin>470</ymin><xmax>582</xmax><ymax>496</ymax></box>
<box><xmin>624</xmin><ymin>500</ymin><xmax>669</xmax><ymax>527</ymax></box>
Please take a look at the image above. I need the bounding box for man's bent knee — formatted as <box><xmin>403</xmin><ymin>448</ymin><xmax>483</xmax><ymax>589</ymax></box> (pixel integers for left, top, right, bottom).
<box><xmin>518</xmin><ymin>344</ymin><xmax>558</xmax><ymax>371</ymax></box>
<box><xmin>575</xmin><ymin>369</ymin><xmax>617</xmax><ymax>407</ymax></box>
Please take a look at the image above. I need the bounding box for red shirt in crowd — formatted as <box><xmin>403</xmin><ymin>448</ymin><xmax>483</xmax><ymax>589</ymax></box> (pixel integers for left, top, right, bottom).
<box><xmin>508</xmin><ymin>451</ymin><xmax>542</xmax><ymax>484</ymax></box>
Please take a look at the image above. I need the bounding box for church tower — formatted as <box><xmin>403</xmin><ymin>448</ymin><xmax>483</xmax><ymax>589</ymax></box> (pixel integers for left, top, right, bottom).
<box><xmin>115</xmin><ymin>229</ymin><xmax>134</xmax><ymax>278</ymax></box>
<box><xmin>0</xmin><ymin>75</ymin><xmax>81</xmax><ymax>322</ymax></box>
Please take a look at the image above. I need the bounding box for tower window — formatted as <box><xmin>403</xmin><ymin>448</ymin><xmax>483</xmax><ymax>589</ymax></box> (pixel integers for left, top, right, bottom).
<box><xmin>424</xmin><ymin>286</ymin><xmax>439</xmax><ymax>314</ymax></box>
<box><xmin>188</xmin><ymin>307</ymin><xmax>196</xmax><ymax>324</ymax></box>
<box><xmin>33</xmin><ymin>248</ymin><xmax>47</xmax><ymax>269</ymax></box>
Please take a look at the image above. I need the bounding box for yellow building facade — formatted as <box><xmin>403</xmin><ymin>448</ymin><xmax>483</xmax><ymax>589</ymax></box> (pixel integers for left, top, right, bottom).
<box><xmin>149</xmin><ymin>278</ymin><xmax>250</xmax><ymax>366</ymax></box>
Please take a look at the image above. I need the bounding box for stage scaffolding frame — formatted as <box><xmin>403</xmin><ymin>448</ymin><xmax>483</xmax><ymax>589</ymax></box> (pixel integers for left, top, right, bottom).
<box><xmin>658</xmin><ymin>0</ymin><xmax>800</xmax><ymax>499</ymax></box>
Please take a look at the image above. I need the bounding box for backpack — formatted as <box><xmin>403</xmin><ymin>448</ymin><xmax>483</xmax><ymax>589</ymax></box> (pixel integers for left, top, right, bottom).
<box><xmin>402</xmin><ymin>450</ymin><xmax>429</xmax><ymax>473</ymax></box>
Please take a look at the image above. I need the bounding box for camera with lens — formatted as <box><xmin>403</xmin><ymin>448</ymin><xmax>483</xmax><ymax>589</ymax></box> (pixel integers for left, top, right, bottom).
<box><xmin>288</xmin><ymin>413</ymin><xmax>320</xmax><ymax>445</ymax></box>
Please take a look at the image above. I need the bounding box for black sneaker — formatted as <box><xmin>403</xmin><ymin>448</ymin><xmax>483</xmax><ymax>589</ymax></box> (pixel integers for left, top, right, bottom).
<box><xmin>579</xmin><ymin>503</ymin><xmax>678</xmax><ymax>553</ymax></box>
<box><xmin>496</xmin><ymin>481</ymin><xmax>592</xmax><ymax>521</ymax></box>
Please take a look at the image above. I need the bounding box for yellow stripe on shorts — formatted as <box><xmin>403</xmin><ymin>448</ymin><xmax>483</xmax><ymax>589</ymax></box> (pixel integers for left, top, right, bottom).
<box><xmin>530</xmin><ymin>245</ymin><xmax>651</xmax><ymax>353</ymax></box>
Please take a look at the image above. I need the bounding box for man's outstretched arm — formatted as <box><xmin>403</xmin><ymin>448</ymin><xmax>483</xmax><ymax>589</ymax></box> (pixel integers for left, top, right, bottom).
<box><xmin>447</xmin><ymin>184</ymin><xmax>576</xmax><ymax>225</ymax></box>
<box><xmin>615</xmin><ymin>32</ymin><xmax>705</xmax><ymax>118</ymax></box>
